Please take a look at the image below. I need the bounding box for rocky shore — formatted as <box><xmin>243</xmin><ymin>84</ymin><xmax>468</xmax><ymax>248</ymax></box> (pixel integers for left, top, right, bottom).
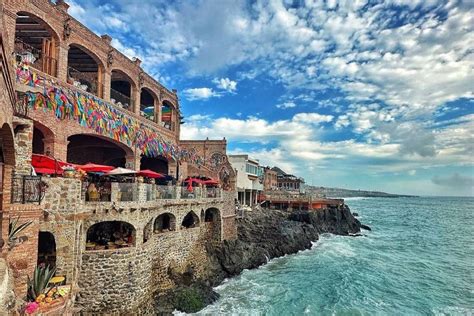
<box><xmin>152</xmin><ymin>204</ymin><xmax>366</xmax><ymax>314</ymax></box>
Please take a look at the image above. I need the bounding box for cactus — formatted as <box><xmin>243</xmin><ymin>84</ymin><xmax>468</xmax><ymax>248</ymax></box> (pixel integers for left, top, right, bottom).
<box><xmin>27</xmin><ymin>265</ymin><xmax>56</xmax><ymax>301</ymax></box>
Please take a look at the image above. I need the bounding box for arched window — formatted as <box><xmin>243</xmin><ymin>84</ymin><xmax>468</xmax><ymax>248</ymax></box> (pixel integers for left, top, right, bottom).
<box><xmin>161</xmin><ymin>100</ymin><xmax>174</xmax><ymax>130</ymax></box>
<box><xmin>154</xmin><ymin>213</ymin><xmax>176</xmax><ymax>233</ymax></box>
<box><xmin>67</xmin><ymin>44</ymin><xmax>103</xmax><ymax>97</ymax></box>
<box><xmin>15</xmin><ymin>12</ymin><xmax>59</xmax><ymax>77</ymax></box>
<box><xmin>86</xmin><ymin>221</ymin><xmax>136</xmax><ymax>250</ymax></box>
<box><xmin>37</xmin><ymin>232</ymin><xmax>56</xmax><ymax>268</ymax></box>
<box><xmin>111</xmin><ymin>69</ymin><xmax>134</xmax><ymax>110</ymax></box>
<box><xmin>181</xmin><ymin>211</ymin><xmax>199</xmax><ymax>229</ymax></box>
<box><xmin>140</xmin><ymin>88</ymin><xmax>156</xmax><ymax>122</ymax></box>
<box><xmin>205</xmin><ymin>208</ymin><xmax>220</xmax><ymax>223</ymax></box>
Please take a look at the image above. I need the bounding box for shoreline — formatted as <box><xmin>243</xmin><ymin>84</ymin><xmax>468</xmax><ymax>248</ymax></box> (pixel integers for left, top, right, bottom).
<box><xmin>150</xmin><ymin>204</ymin><xmax>368</xmax><ymax>314</ymax></box>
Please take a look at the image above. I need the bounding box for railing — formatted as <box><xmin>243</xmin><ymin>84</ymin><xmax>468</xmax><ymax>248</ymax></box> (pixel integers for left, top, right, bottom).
<box><xmin>14</xmin><ymin>38</ymin><xmax>57</xmax><ymax>77</ymax></box>
<box><xmin>110</xmin><ymin>88</ymin><xmax>133</xmax><ymax>111</ymax></box>
<box><xmin>140</xmin><ymin>105</ymin><xmax>155</xmax><ymax>122</ymax></box>
<box><xmin>68</xmin><ymin>66</ymin><xmax>103</xmax><ymax>97</ymax></box>
<box><xmin>11</xmin><ymin>175</ymin><xmax>45</xmax><ymax>204</ymax></box>
<box><xmin>206</xmin><ymin>187</ymin><xmax>221</xmax><ymax>198</ymax></box>
<box><xmin>117</xmin><ymin>183</ymin><xmax>135</xmax><ymax>201</ymax></box>
<box><xmin>156</xmin><ymin>185</ymin><xmax>177</xmax><ymax>199</ymax></box>
<box><xmin>181</xmin><ymin>187</ymin><xmax>201</xmax><ymax>199</ymax></box>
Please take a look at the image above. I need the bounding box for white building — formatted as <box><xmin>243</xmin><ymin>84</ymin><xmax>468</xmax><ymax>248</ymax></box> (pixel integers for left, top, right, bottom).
<box><xmin>228</xmin><ymin>155</ymin><xmax>264</xmax><ymax>206</ymax></box>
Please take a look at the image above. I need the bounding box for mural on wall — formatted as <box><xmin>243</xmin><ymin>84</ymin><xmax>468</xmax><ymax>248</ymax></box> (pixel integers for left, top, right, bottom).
<box><xmin>209</xmin><ymin>152</ymin><xmax>227</xmax><ymax>168</ymax></box>
<box><xmin>16</xmin><ymin>63</ymin><xmax>205</xmax><ymax>166</ymax></box>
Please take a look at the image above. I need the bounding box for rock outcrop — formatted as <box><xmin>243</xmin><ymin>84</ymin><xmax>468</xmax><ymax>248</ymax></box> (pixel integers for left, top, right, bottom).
<box><xmin>153</xmin><ymin>204</ymin><xmax>366</xmax><ymax>314</ymax></box>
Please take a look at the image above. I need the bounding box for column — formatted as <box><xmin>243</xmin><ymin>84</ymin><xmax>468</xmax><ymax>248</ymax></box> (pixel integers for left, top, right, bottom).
<box><xmin>103</xmin><ymin>69</ymin><xmax>111</xmax><ymax>101</ymax></box>
<box><xmin>56</xmin><ymin>44</ymin><xmax>69</xmax><ymax>82</ymax></box>
<box><xmin>132</xmin><ymin>86</ymin><xmax>140</xmax><ymax>115</ymax></box>
<box><xmin>155</xmin><ymin>97</ymin><xmax>162</xmax><ymax>124</ymax></box>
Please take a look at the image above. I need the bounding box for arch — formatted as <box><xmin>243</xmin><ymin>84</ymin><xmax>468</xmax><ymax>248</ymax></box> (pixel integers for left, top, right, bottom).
<box><xmin>161</xmin><ymin>100</ymin><xmax>175</xmax><ymax>130</ymax></box>
<box><xmin>86</xmin><ymin>221</ymin><xmax>136</xmax><ymax>250</ymax></box>
<box><xmin>0</xmin><ymin>123</ymin><xmax>16</xmax><ymax>166</ymax></box>
<box><xmin>181</xmin><ymin>211</ymin><xmax>200</xmax><ymax>229</ymax></box>
<box><xmin>140</xmin><ymin>155</ymin><xmax>169</xmax><ymax>175</ymax></box>
<box><xmin>67</xmin><ymin>133</ymin><xmax>133</xmax><ymax>166</ymax></box>
<box><xmin>204</xmin><ymin>208</ymin><xmax>222</xmax><ymax>241</ymax></box>
<box><xmin>140</xmin><ymin>87</ymin><xmax>157</xmax><ymax>121</ymax></box>
<box><xmin>14</xmin><ymin>11</ymin><xmax>60</xmax><ymax>77</ymax></box>
<box><xmin>143</xmin><ymin>219</ymin><xmax>153</xmax><ymax>243</ymax></box>
<box><xmin>32</xmin><ymin>121</ymin><xmax>54</xmax><ymax>155</ymax></box>
<box><xmin>154</xmin><ymin>213</ymin><xmax>176</xmax><ymax>233</ymax></box>
<box><xmin>67</xmin><ymin>43</ymin><xmax>104</xmax><ymax>97</ymax></box>
<box><xmin>110</xmin><ymin>69</ymin><xmax>135</xmax><ymax>110</ymax></box>
<box><xmin>37</xmin><ymin>231</ymin><xmax>56</xmax><ymax>268</ymax></box>
<box><xmin>205</xmin><ymin>208</ymin><xmax>221</xmax><ymax>223</ymax></box>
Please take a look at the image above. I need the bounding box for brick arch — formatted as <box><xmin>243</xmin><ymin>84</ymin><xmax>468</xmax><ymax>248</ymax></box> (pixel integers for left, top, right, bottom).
<box><xmin>0</xmin><ymin>123</ymin><xmax>15</xmax><ymax>165</ymax></box>
<box><xmin>110</xmin><ymin>67</ymin><xmax>138</xmax><ymax>89</ymax></box>
<box><xmin>85</xmin><ymin>220</ymin><xmax>137</xmax><ymax>249</ymax></box>
<box><xmin>66</xmin><ymin>133</ymin><xmax>134</xmax><ymax>167</ymax></box>
<box><xmin>153</xmin><ymin>212</ymin><xmax>177</xmax><ymax>233</ymax></box>
<box><xmin>161</xmin><ymin>98</ymin><xmax>177</xmax><ymax>111</ymax></box>
<box><xmin>67</xmin><ymin>42</ymin><xmax>106</xmax><ymax>70</ymax></box>
<box><xmin>32</xmin><ymin>120</ymin><xmax>55</xmax><ymax>156</ymax></box>
<box><xmin>15</xmin><ymin>10</ymin><xmax>61</xmax><ymax>43</ymax></box>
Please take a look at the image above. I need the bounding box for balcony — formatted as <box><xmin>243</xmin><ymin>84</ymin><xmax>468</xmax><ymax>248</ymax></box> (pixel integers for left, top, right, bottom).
<box><xmin>14</xmin><ymin>59</ymin><xmax>178</xmax><ymax>142</ymax></box>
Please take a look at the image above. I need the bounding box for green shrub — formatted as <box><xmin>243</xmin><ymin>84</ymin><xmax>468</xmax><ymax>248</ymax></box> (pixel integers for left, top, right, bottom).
<box><xmin>173</xmin><ymin>287</ymin><xmax>205</xmax><ymax>313</ymax></box>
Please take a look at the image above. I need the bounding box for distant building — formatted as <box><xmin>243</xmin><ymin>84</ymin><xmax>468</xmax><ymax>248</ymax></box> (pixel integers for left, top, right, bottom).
<box><xmin>263</xmin><ymin>167</ymin><xmax>278</xmax><ymax>191</ymax></box>
<box><xmin>229</xmin><ymin>155</ymin><xmax>264</xmax><ymax>206</ymax></box>
<box><xmin>272</xmin><ymin>167</ymin><xmax>305</xmax><ymax>194</ymax></box>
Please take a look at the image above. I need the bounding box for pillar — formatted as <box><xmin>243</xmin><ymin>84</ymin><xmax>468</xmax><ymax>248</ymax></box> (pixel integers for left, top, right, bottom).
<box><xmin>133</xmin><ymin>87</ymin><xmax>141</xmax><ymax>115</ymax></box>
<box><xmin>103</xmin><ymin>70</ymin><xmax>111</xmax><ymax>101</ymax></box>
<box><xmin>53</xmin><ymin>43</ymin><xmax>68</xmax><ymax>82</ymax></box>
<box><xmin>155</xmin><ymin>97</ymin><xmax>161</xmax><ymax>124</ymax></box>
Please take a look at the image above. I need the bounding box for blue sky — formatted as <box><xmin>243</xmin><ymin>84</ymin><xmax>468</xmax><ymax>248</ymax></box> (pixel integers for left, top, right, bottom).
<box><xmin>69</xmin><ymin>0</ymin><xmax>473</xmax><ymax>196</ymax></box>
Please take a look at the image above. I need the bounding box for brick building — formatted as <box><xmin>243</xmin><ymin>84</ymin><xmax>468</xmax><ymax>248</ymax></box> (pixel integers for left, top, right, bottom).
<box><xmin>0</xmin><ymin>1</ymin><xmax>237</xmax><ymax>313</ymax></box>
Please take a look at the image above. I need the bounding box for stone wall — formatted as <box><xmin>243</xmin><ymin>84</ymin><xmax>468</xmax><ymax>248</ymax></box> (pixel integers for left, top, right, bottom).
<box><xmin>35</xmin><ymin>176</ymin><xmax>236</xmax><ymax>313</ymax></box>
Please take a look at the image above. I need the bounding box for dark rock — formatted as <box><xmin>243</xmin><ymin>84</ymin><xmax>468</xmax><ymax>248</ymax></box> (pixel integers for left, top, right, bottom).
<box><xmin>353</xmin><ymin>212</ymin><xmax>359</xmax><ymax>217</ymax></box>
<box><xmin>360</xmin><ymin>224</ymin><xmax>372</xmax><ymax>231</ymax></box>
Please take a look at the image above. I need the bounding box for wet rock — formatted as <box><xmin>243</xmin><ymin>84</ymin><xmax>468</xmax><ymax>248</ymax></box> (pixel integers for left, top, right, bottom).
<box><xmin>353</xmin><ymin>212</ymin><xmax>359</xmax><ymax>217</ymax></box>
<box><xmin>360</xmin><ymin>224</ymin><xmax>372</xmax><ymax>231</ymax></box>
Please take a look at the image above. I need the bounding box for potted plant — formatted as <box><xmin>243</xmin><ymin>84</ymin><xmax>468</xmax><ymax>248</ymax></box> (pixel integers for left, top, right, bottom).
<box><xmin>62</xmin><ymin>165</ymin><xmax>76</xmax><ymax>178</ymax></box>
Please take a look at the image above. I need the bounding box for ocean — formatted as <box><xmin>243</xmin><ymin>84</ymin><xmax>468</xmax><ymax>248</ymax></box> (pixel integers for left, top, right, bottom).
<box><xmin>194</xmin><ymin>197</ymin><xmax>474</xmax><ymax>315</ymax></box>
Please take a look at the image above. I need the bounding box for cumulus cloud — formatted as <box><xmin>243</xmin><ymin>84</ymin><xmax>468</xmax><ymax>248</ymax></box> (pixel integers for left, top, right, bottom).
<box><xmin>213</xmin><ymin>78</ymin><xmax>237</xmax><ymax>92</ymax></box>
<box><xmin>182</xmin><ymin>88</ymin><xmax>218</xmax><ymax>101</ymax></box>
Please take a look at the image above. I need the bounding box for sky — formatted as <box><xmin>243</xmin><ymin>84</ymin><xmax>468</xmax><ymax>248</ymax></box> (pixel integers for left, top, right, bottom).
<box><xmin>68</xmin><ymin>0</ymin><xmax>473</xmax><ymax>196</ymax></box>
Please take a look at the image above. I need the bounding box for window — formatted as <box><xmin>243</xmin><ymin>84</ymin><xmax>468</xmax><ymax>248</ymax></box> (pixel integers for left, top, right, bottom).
<box><xmin>246</xmin><ymin>163</ymin><xmax>258</xmax><ymax>175</ymax></box>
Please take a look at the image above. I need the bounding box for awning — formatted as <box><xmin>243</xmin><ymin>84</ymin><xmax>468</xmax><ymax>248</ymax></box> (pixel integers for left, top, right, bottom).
<box><xmin>138</xmin><ymin>169</ymin><xmax>165</xmax><ymax>178</ymax></box>
<box><xmin>32</xmin><ymin>154</ymin><xmax>70</xmax><ymax>175</ymax></box>
<box><xmin>106</xmin><ymin>167</ymin><xmax>137</xmax><ymax>175</ymax></box>
<box><xmin>78</xmin><ymin>163</ymin><xmax>115</xmax><ymax>173</ymax></box>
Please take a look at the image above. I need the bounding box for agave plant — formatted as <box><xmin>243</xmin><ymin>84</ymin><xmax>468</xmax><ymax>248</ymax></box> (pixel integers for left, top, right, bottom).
<box><xmin>8</xmin><ymin>216</ymin><xmax>33</xmax><ymax>248</ymax></box>
<box><xmin>27</xmin><ymin>264</ymin><xmax>56</xmax><ymax>301</ymax></box>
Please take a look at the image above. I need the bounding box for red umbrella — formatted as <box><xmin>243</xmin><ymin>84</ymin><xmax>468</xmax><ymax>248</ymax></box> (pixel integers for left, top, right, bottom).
<box><xmin>77</xmin><ymin>163</ymin><xmax>115</xmax><ymax>173</ymax></box>
<box><xmin>202</xmin><ymin>179</ymin><xmax>219</xmax><ymax>185</ymax></box>
<box><xmin>138</xmin><ymin>169</ymin><xmax>165</xmax><ymax>178</ymax></box>
<box><xmin>32</xmin><ymin>154</ymin><xmax>69</xmax><ymax>175</ymax></box>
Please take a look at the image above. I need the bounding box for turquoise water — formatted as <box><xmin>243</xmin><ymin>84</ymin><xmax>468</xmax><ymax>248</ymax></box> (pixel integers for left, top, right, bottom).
<box><xmin>196</xmin><ymin>197</ymin><xmax>474</xmax><ymax>315</ymax></box>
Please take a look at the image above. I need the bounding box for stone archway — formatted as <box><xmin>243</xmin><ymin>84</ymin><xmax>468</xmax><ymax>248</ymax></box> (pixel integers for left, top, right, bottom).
<box><xmin>204</xmin><ymin>207</ymin><xmax>222</xmax><ymax>241</ymax></box>
<box><xmin>37</xmin><ymin>231</ymin><xmax>56</xmax><ymax>268</ymax></box>
<box><xmin>181</xmin><ymin>211</ymin><xmax>199</xmax><ymax>229</ymax></box>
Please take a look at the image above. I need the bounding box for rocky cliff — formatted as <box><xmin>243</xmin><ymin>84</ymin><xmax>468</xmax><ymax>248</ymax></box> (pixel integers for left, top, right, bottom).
<box><xmin>153</xmin><ymin>204</ymin><xmax>365</xmax><ymax>314</ymax></box>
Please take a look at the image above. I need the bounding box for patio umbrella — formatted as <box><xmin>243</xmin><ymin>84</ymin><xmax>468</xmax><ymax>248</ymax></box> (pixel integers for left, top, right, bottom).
<box><xmin>106</xmin><ymin>167</ymin><xmax>137</xmax><ymax>175</ymax></box>
<box><xmin>78</xmin><ymin>163</ymin><xmax>115</xmax><ymax>173</ymax></box>
<box><xmin>32</xmin><ymin>154</ymin><xmax>70</xmax><ymax>175</ymax></box>
<box><xmin>138</xmin><ymin>169</ymin><xmax>165</xmax><ymax>178</ymax></box>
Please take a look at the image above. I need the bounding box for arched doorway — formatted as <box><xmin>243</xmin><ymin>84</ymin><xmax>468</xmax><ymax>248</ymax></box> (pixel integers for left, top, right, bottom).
<box><xmin>0</xmin><ymin>124</ymin><xmax>15</xmax><ymax>249</ymax></box>
<box><xmin>181</xmin><ymin>211</ymin><xmax>199</xmax><ymax>229</ymax></box>
<box><xmin>154</xmin><ymin>213</ymin><xmax>176</xmax><ymax>233</ymax></box>
<box><xmin>37</xmin><ymin>232</ymin><xmax>56</xmax><ymax>268</ymax></box>
<box><xmin>140</xmin><ymin>88</ymin><xmax>156</xmax><ymax>122</ymax></box>
<box><xmin>140</xmin><ymin>155</ymin><xmax>169</xmax><ymax>174</ymax></box>
<box><xmin>32</xmin><ymin>122</ymin><xmax>54</xmax><ymax>156</ymax></box>
<box><xmin>67</xmin><ymin>134</ymin><xmax>132</xmax><ymax>166</ymax></box>
<box><xmin>14</xmin><ymin>12</ymin><xmax>59</xmax><ymax>76</ymax></box>
<box><xmin>161</xmin><ymin>101</ymin><xmax>174</xmax><ymax>130</ymax></box>
<box><xmin>204</xmin><ymin>208</ymin><xmax>222</xmax><ymax>241</ymax></box>
<box><xmin>67</xmin><ymin>44</ymin><xmax>103</xmax><ymax>97</ymax></box>
<box><xmin>143</xmin><ymin>219</ymin><xmax>153</xmax><ymax>243</ymax></box>
<box><xmin>86</xmin><ymin>221</ymin><xmax>136</xmax><ymax>250</ymax></box>
<box><xmin>110</xmin><ymin>70</ymin><xmax>134</xmax><ymax>111</ymax></box>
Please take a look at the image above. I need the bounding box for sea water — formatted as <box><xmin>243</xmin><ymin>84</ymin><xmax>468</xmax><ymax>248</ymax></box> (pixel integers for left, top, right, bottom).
<box><xmin>194</xmin><ymin>197</ymin><xmax>474</xmax><ymax>315</ymax></box>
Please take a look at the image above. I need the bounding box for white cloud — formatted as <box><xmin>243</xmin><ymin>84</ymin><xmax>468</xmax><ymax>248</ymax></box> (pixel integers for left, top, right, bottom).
<box><xmin>276</xmin><ymin>101</ymin><xmax>296</xmax><ymax>109</ymax></box>
<box><xmin>213</xmin><ymin>77</ymin><xmax>237</xmax><ymax>92</ymax></box>
<box><xmin>182</xmin><ymin>87</ymin><xmax>218</xmax><ymax>101</ymax></box>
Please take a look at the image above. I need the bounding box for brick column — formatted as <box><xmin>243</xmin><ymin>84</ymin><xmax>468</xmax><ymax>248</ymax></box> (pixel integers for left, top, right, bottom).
<box><xmin>103</xmin><ymin>69</ymin><xmax>111</xmax><ymax>101</ymax></box>
<box><xmin>133</xmin><ymin>87</ymin><xmax>141</xmax><ymax>115</ymax></box>
<box><xmin>56</xmin><ymin>44</ymin><xmax>69</xmax><ymax>82</ymax></box>
<box><xmin>155</xmin><ymin>96</ymin><xmax>161</xmax><ymax>124</ymax></box>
